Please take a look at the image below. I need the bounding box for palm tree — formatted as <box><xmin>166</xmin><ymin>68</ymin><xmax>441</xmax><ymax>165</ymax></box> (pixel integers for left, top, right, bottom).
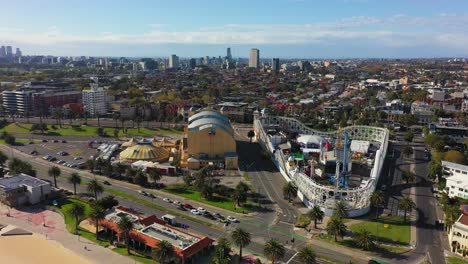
<box><xmin>68</xmin><ymin>203</ymin><xmax>85</xmax><ymax>234</ymax></box>
<box><xmin>282</xmin><ymin>181</ymin><xmax>298</xmax><ymax>202</ymax></box>
<box><xmin>214</xmin><ymin>237</ymin><xmax>232</xmax><ymax>264</ymax></box>
<box><xmin>370</xmin><ymin>190</ymin><xmax>385</xmax><ymax>219</ymax></box>
<box><xmin>232</xmin><ymin>187</ymin><xmax>247</xmax><ymax>207</ymax></box>
<box><xmin>326</xmin><ymin>216</ymin><xmax>347</xmax><ymax>242</ymax></box>
<box><xmin>334</xmin><ymin>201</ymin><xmax>348</xmax><ymax>219</ymax></box>
<box><xmin>89</xmin><ymin>203</ymin><xmax>106</xmax><ymax>240</ymax></box>
<box><xmin>152</xmin><ymin>240</ymin><xmax>175</xmax><ymax>264</ymax></box>
<box><xmin>264</xmin><ymin>239</ymin><xmax>286</xmax><ymax>264</ymax></box>
<box><xmin>87</xmin><ymin>179</ymin><xmax>104</xmax><ymax>200</ymax></box>
<box><xmin>398</xmin><ymin>196</ymin><xmax>416</xmax><ymax>222</ymax></box>
<box><xmin>68</xmin><ymin>173</ymin><xmax>82</xmax><ymax>195</ymax></box>
<box><xmin>401</xmin><ymin>170</ymin><xmax>415</xmax><ymax>184</ymax></box>
<box><xmin>147</xmin><ymin>169</ymin><xmax>161</xmax><ymax>185</ymax></box>
<box><xmin>354</xmin><ymin>230</ymin><xmax>375</xmax><ymax>251</ymax></box>
<box><xmin>48</xmin><ymin>166</ymin><xmax>61</xmax><ymax>188</ymax></box>
<box><xmin>298</xmin><ymin>246</ymin><xmax>316</xmax><ymax>264</ymax></box>
<box><xmin>403</xmin><ymin>144</ymin><xmax>413</xmax><ymax>158</ymax></box>
<box><xmin>307</xmin><ymin>205</ymin><xmax>325</xmax><ymax>229</ymax></box>
<box><xmin>117</xmin><ymin>215</ymin><xmax>134</xmax><ymax>255</ymax></box>
<box><xmin>86</xmin><ymin>159</ymin><xmax>96</xmax><ymax>173</ymax></box>
<box><xmin>231</xmin><ymin>228</ymin><xmax>251</xmax><ymax>263</ymax></box>
<box><xmin>247</xmin><ymin>130</ymin><xmax>255</xmax><ymax>143</ymax></box>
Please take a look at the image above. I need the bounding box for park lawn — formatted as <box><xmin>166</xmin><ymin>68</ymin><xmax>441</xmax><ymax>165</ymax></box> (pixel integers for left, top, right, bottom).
<box><xmin>447</xmin><ymin>256</ymin><xmax>468</xmax><ymax>264</ymax></box>
<box><xmin>112</xmin><ymin>247</ymin><xmax>156</xmax><ymax>264</ymax></box>
<box><xmin>0</xmin><ymin>138</ymin><xmax>40</xmax><ymax>145</ymax></box>
<box><xmin>52</xmin><ymin>198</ymin><xmax>92</xmax><ymax>232</ymax></box>
<box><xmin>349</xmin><ymin>216</ymin><xmax>410</xmax><ymax>245</ymax></box>
<box><xmin>163</xmin><ymin>184</ymin><xmax>252</xmax><ymax>213</ymax></box>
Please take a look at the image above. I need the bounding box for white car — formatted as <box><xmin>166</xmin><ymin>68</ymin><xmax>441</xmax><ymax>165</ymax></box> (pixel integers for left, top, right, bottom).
<box><xmin>173</xmin><ymin>201</ymin><xmax>182</xmax><ymax>206</ymax></box>
<box><xmin>197</xmin><ymin>207</ymin><xmax>206</xmax><ymax>213</ymax></box>
<box><xmin>163</xmin><ymin>198</ymin><xmax>173</xmax><ymax>203</ymax></box>
<box><xmin>138</xmin><ymin>190</ymin><xmax>148</xmax><ymax>196</ymax></box>
<box><xmin>227</xmin><ymin>216</ymin><xmax>238</xmax><ymax>223</ymax></box>
<box><xmin>191</xmin><ymin>209</ymin><xmax>200</xmax><ymax>215</ymax></box>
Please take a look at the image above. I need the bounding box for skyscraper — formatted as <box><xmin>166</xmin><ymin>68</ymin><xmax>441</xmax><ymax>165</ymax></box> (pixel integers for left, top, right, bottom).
<box><xmin>15</xmin><ymin>48</ymin><xmax>22</xmax><ymax>57</ymax></box>
<box><xmin>226</xmin><ymin>47</ymin><xmax>232</xmax><ymax>60</ymax></box>
<box><xmin>0</xmin><ymin>46</ymin><xmax>5</xmax><ymax>57</ymax></box>
<box><xmin>272</xmin><ymin>58</ymin><xmax>280</xmax><ymax>72</ymax></box>
<box><xmin>169</xmin><ymin>54</ymin><xmax>179</xmax><ymax>68</ymax></box>
<box><xmin>6</xmin><ymin>46</ymin><xmax>13</xmax><ymax>57</ymax></box>
<box><xmin>249</xmin><ymin>48</ymin><xmax>259</xmax><ymax>68</ymax></box>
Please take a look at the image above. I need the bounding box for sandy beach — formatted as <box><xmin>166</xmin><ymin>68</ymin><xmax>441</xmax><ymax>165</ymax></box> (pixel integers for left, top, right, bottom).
<box><xmin>0</xmin><ymin>233</ymin><xmax>94</xmax><ymax>264</ymax></box>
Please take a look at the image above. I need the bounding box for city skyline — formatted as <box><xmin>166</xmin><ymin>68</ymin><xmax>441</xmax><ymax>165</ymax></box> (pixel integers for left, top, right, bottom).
<box><xmin>0</xmin><ymin>0</ymin><xmax>467</xmax><ymax>57</ymax></box>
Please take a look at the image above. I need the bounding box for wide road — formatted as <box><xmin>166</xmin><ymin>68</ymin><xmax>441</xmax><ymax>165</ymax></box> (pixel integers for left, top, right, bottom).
<box><xmin>0</xmin><ymin>143</ymin><xmax>365</xmax><ymax>264</ymax></box>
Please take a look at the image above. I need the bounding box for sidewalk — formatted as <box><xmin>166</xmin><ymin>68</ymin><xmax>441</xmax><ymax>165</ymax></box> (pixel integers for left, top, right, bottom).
<box><xmin>0</xmin><ymin>207</ymin><xmax>133</xmax><ymax>264</ymax></box>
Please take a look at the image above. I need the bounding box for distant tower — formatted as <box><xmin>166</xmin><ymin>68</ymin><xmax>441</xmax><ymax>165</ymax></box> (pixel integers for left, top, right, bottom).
<box><xmin>6</xmin><ymin>46</ymin><xmax>13</xmax><ymax>57</ymax></box>
<box><xmin>226</xmin><ymin>47</ymin><xmax>232</xmax><ymax>60</ymax></box>
<box><xmin>249</xmin><ymin>48</ymin><xmax>259</xmax><ymax>68</ymax></box>
<box><xmin>0</xmin><ymin>46</ymin><xmax>5</xmax><ymax>57</ymax></box>
<box><xmin>272</xmin><ymin>58</ymin><xmax>280</xmax><ymax>72</ymax></box>
<box><xmin>169</xmin><ymin>54</ymin><xmax>179</xmax><ymax>68</ymax></box>
<box><xmin>15</xmin><ymin>48</ymin><xmax>22</xmax><ymax>57</ymax></box>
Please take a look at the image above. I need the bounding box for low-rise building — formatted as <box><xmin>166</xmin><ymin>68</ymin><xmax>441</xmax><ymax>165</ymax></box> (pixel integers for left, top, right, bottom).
<box><xmin>449</xmin><ymin>205</ymin><xmax>468</xmax><ymax>257</ymax></box>
<box><xmin>0</xmin><ymin>174</ymin><xmax>52</xmax><ymax>207</ymax></box>
<box><xmin>444</xmin><ymin>161</ymin><xmax>468</xmax><ymax>199</ymax></box>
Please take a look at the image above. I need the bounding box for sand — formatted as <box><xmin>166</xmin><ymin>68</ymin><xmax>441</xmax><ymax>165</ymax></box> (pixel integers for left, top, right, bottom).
<box><xmin>0</xmin><ymin>234</ymin><xmax>94</xmax><ymax>264</ymax></box>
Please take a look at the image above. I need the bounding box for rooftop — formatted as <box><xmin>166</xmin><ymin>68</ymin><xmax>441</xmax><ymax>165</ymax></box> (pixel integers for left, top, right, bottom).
<box><xmin>0</xmin><ymin>174</ymin><xmax>49</xmax><ymax>191</ymax></box>
<box><xmin>140</xmin><ymin>223</ymin><xmax>200</xmax><ymax>250</ymax></box>
<box><xmin>443</xmin><ymin>160</ymin><xmax>468</xmax><ymax>172</ymax></box>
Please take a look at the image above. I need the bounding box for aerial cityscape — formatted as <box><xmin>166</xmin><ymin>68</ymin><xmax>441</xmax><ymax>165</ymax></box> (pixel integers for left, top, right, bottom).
<box><xmin>0</xmin><ymin>1</ymin><xmax>467</xmax><ymax>264</ymax></box>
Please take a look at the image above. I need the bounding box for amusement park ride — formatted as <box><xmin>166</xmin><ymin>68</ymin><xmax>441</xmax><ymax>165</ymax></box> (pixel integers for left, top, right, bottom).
<box><xmin>332</xmin><ymin>130</ymin><xmax>350</xmax><ymax>188</ymax></box>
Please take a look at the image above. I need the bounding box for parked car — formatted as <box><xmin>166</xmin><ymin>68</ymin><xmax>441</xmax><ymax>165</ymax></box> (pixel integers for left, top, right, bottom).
<box><xmin>48</xmin><ymin>156</ymin><xmax>57</xmax><ymax>162</ymax></box>
<box><xmin>62</xmin><ymin>140</ymin><xmax>67</xmax><ymax>143</ymax></box>
<box><xmin>197</xmin><ymin>207</ymin><xmax>206</xmax><ymax>214</ymax></box>
<box><xmin>57</xmin><ymin>160</ymin><xmax>66</xmax><ymax>164</ymax></box>
<box><xmin>42</xmin><ymin>139</ymin><xmax>48</xmax><ymax>142</ymax></box>
<box><xmin>163</xmin><ymin>198</ymin><xmax>173</xmax><ymax>203</ymax></box>
<box><xmin>190</xmin><ymin>209</ymin><xmax>200</xmax><ymax>215</ymax></box>
<box><xmin>183</xmin><ymin>203</ymin><xmax>193</xmax><ymax>209</ymax></box>
<box><xmin>103</xmin><ymin>181</ymin><xmax>111</xmax><ymax>185</ymax></box>
<box><xmin>53</xmin><ymin>140</ymin><xmax>59</xmax><ymax>143</ymax></box>
<box><xmin>138</xmin><ymin>190</ymin><xmax>148</xmax><ymax>196</ymax></box>
<box><xmin>29</xmin><ymin>150</ymin><xmax>38</xmax><ymax>155</ymax></box>
<box><xmin>177</xmin><ymin>205</ymin><xmax>187</xmax><ymax>211</ymax></box>
<box><xmin>74</xmin><ymin>156</ymin><xmax>83</xmax><ymax>160</ymax></box>
<box><xmin>173</xmin><ymin>201</ymin><xmax>182</xmax><ymax>206</ymax></box>
<box><xmin>43</xmin><ymin>155</ymin><xmax>51</xmax><ymax>160</ymax></box>
<box><xmin>227</xmin><ymin>216</ymin><xmax>238</xmax><ymax>223</ymax></box>
<box><xmin>148</xmin><ymin>193</ymin><xmax>156</xmax><ymax>198</ymax></box>
<box><xmin>213</xmin><ymin>213</ymin><xmax>224</xmax><ymax>219</ymax></box>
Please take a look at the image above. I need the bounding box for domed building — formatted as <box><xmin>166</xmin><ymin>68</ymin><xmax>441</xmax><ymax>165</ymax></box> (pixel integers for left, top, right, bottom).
<box><xmin>119</xmin><ymin>141</ymin><xmax>169</xmax><ymax>163</ymax></box>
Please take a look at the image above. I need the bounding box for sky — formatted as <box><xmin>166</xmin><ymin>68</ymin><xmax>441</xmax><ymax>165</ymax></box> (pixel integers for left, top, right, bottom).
<box><xmin>0</xmin><ymin>0</ymin><xmax>468</xmax><ymax>58</ymax></box>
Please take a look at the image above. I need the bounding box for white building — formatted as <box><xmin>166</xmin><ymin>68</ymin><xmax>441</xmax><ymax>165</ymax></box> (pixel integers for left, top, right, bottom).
<box><xmin>448</xmin><ymin>206</ymin><xmax>468</xmax><ymax>257</ymax></box>
<box><xmin>169</xmin><ymin>54</ymin><xmax>179</xmax><ymax>69</ymax></box>
<box><xmin>444</xmin><ymin>161</ymin><xmax>468</xmax><ymax>199</ymax></box>
<box><xmin>249</xmin><ymin>48</ymin><xmax>259</xmax><ymax>68</ymax></box>
<box><xmin>0</xmin><ymin>174</ymin><xmax>52</xmax><ymax>207</ymax></box>
<box><xmin>82</xmin><ymin>84</ymin><xmax>108</xmax><ymax>116</ymax></box>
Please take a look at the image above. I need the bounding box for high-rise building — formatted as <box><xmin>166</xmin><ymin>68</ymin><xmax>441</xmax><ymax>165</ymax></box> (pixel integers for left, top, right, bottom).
<box><xmin>204</xmin><ymin>56</ymin><xmax>210</xmax><ymax>65</ymax></box>
<box><xmin>249</xmin><ymin>48</ymin><xmax>259</xmax><ymax>68</ymax></box>
<box><xmin>0</xmin><ymin>46</ymin><xmax>5</xmax><ymax>57</ymax></box>
<box><xmin>169</xmin><ymin>54</ymin><xmax>179</xmax><ymax>68</ymax></box>
<box><xmin>15</xmin><ymin>48</ymin><xmax>22</xmax><ymax>57</ymax></box>
<box><xmin>82</xmin><ymin>84</ymin><xmax>108</xmax><ymax>116</ymax></box>
<box><xmin>226</xmin><ymin>47</ymin><xmax>232</xmax><ymax>60</ymax></box>
<box><xmin>272</xmin><ymin>58</ymin><xmax>280</xmax><ymax>72</ymax></box>
<box><xmin>189</xmin><ymin>58</ymin><xmax>196</xmax><ymax>69</ymax></box>
<box><xmin>6</xmin><ymin>46</ymin><xmax>13</xmax><ymax>57</ymax></box>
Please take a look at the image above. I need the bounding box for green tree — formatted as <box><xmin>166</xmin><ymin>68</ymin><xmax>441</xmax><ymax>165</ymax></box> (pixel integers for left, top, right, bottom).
<box><xmin>0</xmin><ymin>150</ymin><xmax>8</xmax><ymax>167</ymax></box>
<box><xmin>334</xmin><ymin>201</ymin><xmax>348</xmax><ymax>219</ymax></box>
<box><xmin>85</xmin><ymin>159</ymin><xmax>96</xmax><ymax>173</ymax></box>
<box><xmin>213</xmin><ymin>237</ymin><xmax>232</xmax><ymax>264</ymax></box>
<box><xmin>401</xmin><ymin>170</ymin><xmax>415</xmax><ymax>184</ymax></box>
<box><xmin>326</xmin><ymin>216</ymin><xmax>347</xmax><ymax>242</ymax></box>
<box><xmin>233</xmin><ymin>182</ymin><xmax>249</xmax><ymax>207</ymax></box>
<box><xmin>68</xmin><ymin>173</ymin><xmax>82</xmax><ymax>195</ymax></box>
<box><xmin>428</xmin><ymin>160</ymin><xmax>443</xmax><ymax>181</ymax></box>
<box><xmin>87</xmin><ymin>179</ymin><xmax>104</xmax><ymax>200</ymax></box>
<box><xmin>298</xmin><ymin>246</ymin><xmax>316</xmax><ymax>264</ymax></box>
<box><xmin>307</xmin><ymin>205</ymin><xmax>325</xmax><ymax>229</ymax></box>
<box><xmin>398</xmin><ymin>196</ymin><xmax>416</xmax><ymax>222</ymax></box>
<box><xmin>231</xmin><ymin>228</ymin><xmax>251</xmax><ymax>263</ymax></box>
<box><xmin>117</xmin><ymin>215</ymin><xmax>134</xmax><ymax>254</ymax></box>
<box><xmin>283</xmin><ymin>181</ymin><xmax>298</xmax><ymax>202</ymax></box>
<box><xmin>95</xmin><ymin>195</ymin><xmax>119</xmax><ymax>209</ymax></box>
<box><xmin>264</xmin><ymin>239</ymin><xmax>286</xmax><ymax>264</ymax></box>
<box><xmin>89</xmin><ymin>203</ymin><xmax>106</xmax><ymax>240</ymax></box>
<box><xmin>247</xmin><ymin>130</ymin><xmax>255</xmax><ymax>143</ymax></box>
<box><xmin>404</xmin><ymin>131</ymin><xmax>414</xmax><ymax>143</ymax></box>
<box><xmin>48</xmin><ymin>166</ymin><xmax>61</xmax><ymax>188</ymax></box>
<box><xmin>152</xmin><ymin>240</ymin><xmax>175</xmax><ymax>264</ymax></box>
<box><xmin>8</xmin><ymin>158</ymin><xmax>36</xmax><ymax>176</ymax></box>
<box><xmin>354</xmin><ymin>229</ymin><xmax>375</xmax><ymax>251</ymax></box>
<box><xmin>147</xmin><ymin>169</ymin><xmax>162</xmax><ymax>185</ymax></box>
<box><xmin>444</xmin><ymin>150</ymin><xmax>467</xmax><ymax>165</ymax></box>
<box><xmin>68</xmin><ymin>203</ymin><xmax>85</xmax><ymax>234</ymax></box>
<box><xmin>403</xmin><ymin>144</ymin><xmax>413</xmax><ymax>158</ymax></box>
<box><xmin>370</xmin><ymin>190</ymin><xmax>385</xmax><ymax>219</ymax></box>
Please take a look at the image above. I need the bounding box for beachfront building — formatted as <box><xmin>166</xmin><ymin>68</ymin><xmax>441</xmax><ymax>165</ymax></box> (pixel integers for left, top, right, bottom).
<box><xmin>444</xmin><ymin>161</ymin><xmax>468</xmax><ymax>199</ymax></box>
<box><xmin>0</xmin><ymin>174</ymin><xmax>51</xmax><ymax>207</ymax></box>
<box><xmin>180</xmin><ymin>110</ymin><xmax>238</xmax><ymax>170</ymax></box>
<box><xmin>449</xmin><ymin>205</ymin><xmax>468</xmax><ymax>257</ymax></box>
<box><xmin>99</xmin><ymin>206</ymin><xmax>213</xmax><ymax>263</ymax></box>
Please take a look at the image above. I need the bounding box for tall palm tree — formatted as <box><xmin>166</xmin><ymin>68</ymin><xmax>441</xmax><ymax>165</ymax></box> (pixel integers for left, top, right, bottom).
<box><xmin>326</xmin><ymin>216</ymin><xmax>347</xmax><ymax>242</ymax></box>
<box><xmin>117</xmin><ymin>215</ymin><xmax>134</xmax><ymax>255</ymax></box>
<box><xmin>231</xmin><ymin>228</ymin><xmax>251</xmax><ymax>263</ymax></box>
<box><xmin>152</xmin><ymin>240</ymin><xmax>175</xmax><ymax>264</ymax></box>
<box><xmin>282</xmin><ymin>181</ymin><xmax>298</xmax><ymax>202</ymax></box>
<box><xmin>370</xmin><ymin>190</ymin><xmax>385</xmax><ymax>219</ymax></box>
<box><xmin>232</xmin><ymin>187</ymin><xmax>248</xmax><ymax>207</ymax></box>
<box><xmin>214</xmin><ymin>237</ymin><xmax>232</xmax><ymax>264</ymax></box>
<box><xmin>307</xmin><ymin>205</ymin><xmax>325</xmax><ymax>229</ymax></box>
<box><xmin>68</xmin><ymin>203</ymin><xmax>85</xmax><ymax>234</ymax></box>
<box><xmin>87</xmin><ymin>179</ymin><xmax>104</xmax><ymax>200</ymax></box>
<box><xmin>334</xmin><ymin>201</ymin><xmax>348</xmax><ymax>219</ymax></box>
<box><xmin>298</xmin><ymin>246</ymin><xmax>316</xmax><ymax>264</ymax></box>
<box><xmin>264</xmin><ymin>239</ymin><xmax>286</xmax><ymax>264</ymax></box>
<box><xmin>48</xmin><ymin>166</ymin><xmax>61</xmax><ymax>188</ymax></box>
<box><xmin>398</xmin><ymin>196</ymin><xmax>416</xmax><ymax>222</ymax></box>
<box><xmin>68</xmin><ymin>173</ymin><xmax>82</xmax><ymax>195</ymax></box>
<box><xmin>90</xmin><ymin>203</ymin><xmax>106</xmax><ymax>240</ymax></box>
<box><xmin>354</xmin><ymin>229</ymin><xmax>375</xmax><ymax>251</ymax></box>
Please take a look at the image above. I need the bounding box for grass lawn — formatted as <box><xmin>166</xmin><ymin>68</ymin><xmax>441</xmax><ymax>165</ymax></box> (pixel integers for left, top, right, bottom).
<box><xmin>0</xmin><ymin>138</ymin><xmax>40</xmax><ymax>145</ymax></box>
<box><xmin>162</xmin><ymin>184</ymin><xmax>252</xmax><ymax>213</ymax></box>
<box><xmin>447</xmin><ymin>256</ymin><xmax>468</xmax><ymax>264</ymax></box>
<box><xmin>349</xmin><ymin>216</ymin><xmax>410</xmax><ymax>245</ymax></box>
<box><xmin>112</xmin><ymin>247</ymin><xmax>156</xmax><ymax>264</ymax></box>
<box><xmin>51</xmin><ymin>198</ymin><xmax>91</xmax><ymax>233</ymax></box>
<box><xmin>316</xmin><ymin>234</ymin><xmax>408</xmax><ymax>255</ymax></box>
